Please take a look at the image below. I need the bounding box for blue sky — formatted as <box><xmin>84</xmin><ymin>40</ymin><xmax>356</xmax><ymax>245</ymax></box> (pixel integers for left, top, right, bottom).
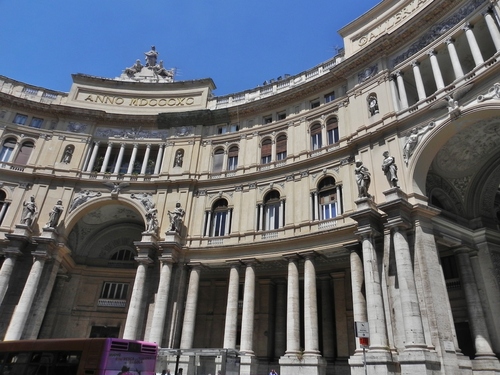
<box><xmin>0</xmin><ymin>0</ymin><xmax>380</xmax><ymax>96</ymax></box>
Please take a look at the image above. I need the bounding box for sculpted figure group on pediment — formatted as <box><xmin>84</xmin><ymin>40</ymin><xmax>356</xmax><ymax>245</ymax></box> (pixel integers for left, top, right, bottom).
<box><xmin>123</xmin><ymin>46</ymin><xmax>174</xmax><ymax>82</ymax></box>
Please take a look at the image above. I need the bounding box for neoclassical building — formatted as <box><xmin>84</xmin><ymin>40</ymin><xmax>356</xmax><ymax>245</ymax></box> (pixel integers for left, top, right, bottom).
<box><xmin>1</xmin><ymin>1</ymin><xmax>500</xmax><ymax>374</ymax></box>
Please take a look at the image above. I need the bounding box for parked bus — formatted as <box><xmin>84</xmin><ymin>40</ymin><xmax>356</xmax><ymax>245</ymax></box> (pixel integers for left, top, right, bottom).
<box><xmin>0</xmin><ymin>338</ymin><xmax>157</xmax><ymax>375</ymax></box>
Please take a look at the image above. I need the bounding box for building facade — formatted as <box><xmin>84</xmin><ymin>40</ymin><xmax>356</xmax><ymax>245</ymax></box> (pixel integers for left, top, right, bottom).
<box><xmin>1</xmin><ymin>0</ymin><xmax>500</xmax><ymax>374</ymax></box>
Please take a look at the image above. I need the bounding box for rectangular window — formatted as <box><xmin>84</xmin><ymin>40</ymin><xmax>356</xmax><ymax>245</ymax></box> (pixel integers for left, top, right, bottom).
<box><xmin>310</xmin><ymin>100</ymin><xmax>320</xmax><ymax>109</ymax></box>
<box><xmin>321</xmin><ymin>202</ymin><xmax>336</xmax><ymax>220</ymax></box>
<box><xmin>29</xmin><ymin>117</ymin><xmax>44</xmax><ymax>128</ymax></box>
<box><xmin>212</xmin><ymin>211</ymin><xmax>227</xmax><ymax>236</ymax></box>
<box><xmin>327</xmin><ymin>127</ymin><xmax>339</xmax><ymax>144</ymax></box>
<box><xmin>263</xmin><ymin>115</ymin><xmax>272</xmax><ymax>124</ymax></box>
<box><xmin>265</xmin><ymin>204</ymin><xmax>280</xmax><ymax>230</ymax></box>
<box><xmin>324</xmin><ymin>91</ymin><xmax>335</xmax><ymax>103</ymax></box>
<box><xmin>218</xmin><ymin>124</ymin><xmax>240</xmax><ymax>134</ymax></box>
<box><xmin>311</xmin><ymin>133</ymin><xmax>322</xmax><ymax>150</ymax></box>
<box><xmin>212</xmin><ymin>151</ymin><xmax>224</xmax><ymax>173</ymax></box>
<box><xmin>277</xmin><ymin>151</ymin><xmax>287</xmax><ymax>161</ymax></box>
<box><xmin>100</xmin><ymin>282</ymin><xmax>129</xmax><ymax>300</ymax></box>
<box><xmin>277</xmin><ymin>111</ymin><xmax>286</xmax><ymax>120</ymax></box>
<box><xmin>13</xmin><ymin>113</ymin><xmax>28</xmax><ymax>125</ymax></box>
<box><xmin>261</xmin><ymin>155</ymin><xmax>271</xmax><ymax>164</ymax></box>
<box><xmin>228</xmin><ymin>156</ymin><xmax>238</xmax><ymax>171</ymax></box>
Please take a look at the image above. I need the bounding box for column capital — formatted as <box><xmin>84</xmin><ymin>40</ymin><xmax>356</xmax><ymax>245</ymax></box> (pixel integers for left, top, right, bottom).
<box><xmin>411</xmin><ymin>60</ymin><xmax>420</xmax><ymax>67</ymax></box>
<box><xmin>462</xmin><ymin>22</ymin><xmax>473</xmax><ymax>31</ymax></box>
<box><xmin>444</xmin><ymin>37</ymin><xmax>455</xmax><ymax>45</ymax></box>
<box><xmin>240</xmin><ymin>258</ymin><xmax>258</xmax><ymax>267</ymax></box>
<box><xmin>393</xmin><ymin>70</ymin><xmax>404</xmax><ymax>77</ymax></box>
<box><xmin>226</xmin><ymin>260</ymin><xmax>242</xmax><ymax>269</ymax></box>
<box><xmin>301</xmin><ymin>250</ymin><xmax>318</xmax><ymax>261</ymax></box>
<box><xmin>427</xmin><ymin>49</ymin><xmax>438</xmax><ymax>57</ymax></box>
<box><xmin>31</xmin><ymin>250</ymin><xmax>51</xmax><ymax>262</ymax></box>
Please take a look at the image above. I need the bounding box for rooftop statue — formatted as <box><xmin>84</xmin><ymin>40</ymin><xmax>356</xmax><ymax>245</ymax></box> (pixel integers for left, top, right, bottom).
<box><xmin>121</xmin><ymin>46</ymin><xmax>174</xmax><ymax>82</ymax></box>
<box><xmin>145</xmin><ymin>45</ymin><xmax>158</xmax><ymax>67</ymax></box>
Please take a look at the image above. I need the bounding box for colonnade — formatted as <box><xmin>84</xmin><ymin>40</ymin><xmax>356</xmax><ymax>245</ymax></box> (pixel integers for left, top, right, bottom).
<box><xmin>392</xmin><ymin>10</ymin><xmax>500</xmax><ymax>110</ymax></box>
<box><xmin>85</xmin><ymin>141</ymin><xmax>165</xmax><ymax>175</ymax></box>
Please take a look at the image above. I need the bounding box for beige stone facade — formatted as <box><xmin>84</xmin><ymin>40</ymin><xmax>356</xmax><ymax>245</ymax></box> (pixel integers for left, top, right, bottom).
<box><xmin>1</xmin><ymin>1</ymin><xmax>500</xmax><ymax>374</ymax></box>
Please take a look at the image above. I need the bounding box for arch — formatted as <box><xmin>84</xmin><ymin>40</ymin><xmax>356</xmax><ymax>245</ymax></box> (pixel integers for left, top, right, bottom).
<box><xmin>63</xmin><ymin>195</ymin><xmax>146</xmax><ymax>237</ymax></box>
<box><xmin>212</xmin><ymin>147</ymin><xmax>225</xmax><ymax>173</ymax></box>
<box><xmin>410</xmin><ymin>108</ymin><xmax>500</xmax><ymax>197</ymax></box>
<box><xmin>310</xmin><ymin>122</ymin><xmax>322</xmax><ymax>150</ymax></box>
<box><xmin>326</xmin><ymin>116</ymin><xmax>339</xmax><ymax>145</ymax></box>
<box><xmin>315</xmin><ymin>176</ymin><xmax>340</xmax><ymax>220</ymax></box>
<box><xmin>261</xmin><ymin>138</ymin><xmax>272</xmax><ymax>164</ymax></box>
<box><xmin>13</xmin><ymin>140</ymin><xmax>34</xmax><ymax>165</ymax></box>
<box><xmin>0</xmin><ymin>137</ymin><xmax>17</xmax><ymax>163</ymax></box>
<box><xmin>227</xmin><ymin>145</ymin><xmax>239</xmax><ymax>171</ymax></box>
<box><xmin>276</xmin><ymin>134</ymin><xmax>287</xmax><ymax>161</ymax></box>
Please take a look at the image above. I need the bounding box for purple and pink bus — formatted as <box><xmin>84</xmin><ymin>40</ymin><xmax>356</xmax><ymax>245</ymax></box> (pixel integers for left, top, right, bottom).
<box><xmin>0</xmin><ymin>338</ymin><xmax>158</xmax><ymax>375</ymax></box>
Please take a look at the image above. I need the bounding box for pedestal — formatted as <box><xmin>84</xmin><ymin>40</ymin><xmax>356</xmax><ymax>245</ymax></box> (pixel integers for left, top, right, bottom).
<box><xmin>279</xmin><ymin>355</ymin><xmax>327</xmax><ymax>375</ymax></box>
<box><xmin>238</xmin><ymin>355</ymin><xmax>257</xmax><ymax>375</ymax></box>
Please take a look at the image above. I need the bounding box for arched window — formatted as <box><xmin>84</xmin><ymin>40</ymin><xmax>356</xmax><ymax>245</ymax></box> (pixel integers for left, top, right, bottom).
<box><xmin>310</xmin><ymin>123</ymin><xmax>322</xmax><ymax>150</ymax></box>
<box><xmin>14</xmin><ymin>141</ymin><xmax>34</xmax><ymax>165</ymax></box>
<box><xmin>212</xmin><ymin>148</ymin><xmax>224</xmax><ymax>173</ymax></box>
<box><xmin>204</xmin><ymin>198</ymin><xmax>231</xmax><ymax>237</ymax></box>
<box><xmin>227</xmin><ymin>146</ymin><xmax>238</xmax><ymax>171</ymax></box>
<box><xmin>261</xmin><ymin>138</ymin><xmax>272</xmax><ymax>164</ymax></box>
<box><xmin>326</xmin><ymin>117</ymin><xmax>339</xmax><ymax>145</ymax></box>
<box><xmin>276</xmin><ymin>135</ymin><xmax>287</xmax><ymax>161</ymax></box>
<box><xmin>312</xmin><ymin>177</ymin><xmax>341</xmax><ymax>220</ymax></box>
<box><xmin>0</xmin><ymin>138</ymin><xmax>16</xmax><ymax>163</ymax></box>
<box><xmin>263</xmin><ymin>190</ymin><xmax>284</xmax><ymax>230</ymax></box>
<box><xmin>0</xmin><ymin>190</ymin><xmax>9</xmax><ymax>225</ymax></box>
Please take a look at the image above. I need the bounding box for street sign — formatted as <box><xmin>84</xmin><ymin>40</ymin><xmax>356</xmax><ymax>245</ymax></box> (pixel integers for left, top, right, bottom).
<box><xmin>354</xmin><ymin>321</ymin><xmax>370</xmax><ymax>337</ymax></box>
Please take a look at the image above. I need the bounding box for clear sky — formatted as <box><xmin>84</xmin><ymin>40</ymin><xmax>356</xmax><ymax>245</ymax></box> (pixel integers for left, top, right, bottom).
<box><xmin>0</xmin><ymin>0</ymin><xmax>380</xmax><ymax>96</ymax></box>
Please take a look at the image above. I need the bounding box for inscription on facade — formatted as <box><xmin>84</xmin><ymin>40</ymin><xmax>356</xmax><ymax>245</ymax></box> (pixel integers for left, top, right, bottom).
<box><xmin>83</xmin><ymin>94</ymin><xmax>196</xmax><ymax>107</ymax></box>
<box><xmin>356</xmin><ymin>0</ymin><xmax>431</xmax><ymax>47</ymax></box>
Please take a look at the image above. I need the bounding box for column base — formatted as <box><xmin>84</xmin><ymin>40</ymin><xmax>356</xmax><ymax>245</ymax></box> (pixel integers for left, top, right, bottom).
<box><xmin>399</xmin><ymin>349</ymin><xmax>440</xmax><ymax>375</ymax></box>
<box><xmin>471</xmin><ymin>356</ymin><xmax>500</xmax><ymax>373</ymax></box>
<box><xmin>238</xmin><ymin>355</ymin><xmax>258</xmax><ymax>375</ymax></box>
<box><xmin>349</xmin><ymin>349</ymin><xmax>397</xmax><ymax>375</ymax></box>
<box><xmin>279</xmin><ymin>354</ymin><xmax>327</xmax><ymax>375</ymax></box>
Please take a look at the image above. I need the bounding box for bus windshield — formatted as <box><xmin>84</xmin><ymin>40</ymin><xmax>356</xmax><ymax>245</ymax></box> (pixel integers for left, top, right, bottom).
<box><xmin>0</xmin><ymin>338</ymin><xmax>157</xmax><ymax>375</ymax></box>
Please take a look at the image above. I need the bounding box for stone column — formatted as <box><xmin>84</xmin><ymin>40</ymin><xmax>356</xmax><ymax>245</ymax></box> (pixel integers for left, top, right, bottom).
<box><xmin>100</xmin><ymin>142</ymin><xmax>113</xmax><ymax>173</ymax></box>
<box><xmin>320</xmin><ymin>276</ymin><xmax>335</xmax><ymax>360</ymax></box>
<box><xmin>454</xmin><ymin>248</ymin><xmax>496</xmax><ymax>357</ymax></box>
<box><xmin>484</xmin><ymin>10</ymin><xmax>500</xmax><ymax>52</ymax></box>
<box><xmin>394</xmin><ymin>70</ymin><xmax>409</xmax><ymax>109</ymax></box>
<box><xmin>147</xmin><ymin>257</ymin><xmax>173</xmax><ymax>345</ymax></box>
<box><xmin>284</xmin><ymin>256</ymin><xmax>300</xmax><ymax>355</ymax></box>
<box><xmin>204</xmin><ymin>211</ymin><xmax>212</xmax><ymax>237</ymax></box>
<box><xmin>86</xmin><ymin>141</ymin><xmax>100</xmax><ymax>172</ymax></box>
<box><xmin>180</xmin><ymin>264</ymin><xmax>201</xmax><ymax>349</ymax></box>
<box><xmin>350</xmin><ymin>248</ymin><xmax>367</xmax><ymax>350</ymax></box>
<box><xmin>153</xmin><ymin>144</ymin><xmax>164</xmax><ymax>174</ymax></box>
<box><xmin>427</xmin><ymin>49</ymin><xmax>445</xmax><ymax>90</ymax></box>
<box><xmin>392</xmin><ymin>227</ymin><xmax>426</xmax><ymax>348</ymax></box>
<box><xmin>274</xmin><ymin>279</ymin><xmax>287</xmax><ymax>358</ymax></box>
<box><xmin>114</xmin><ymin>143</ymin><xmax>126</xmax><ymax>174</ymax></box>
<box><xmin>444</xmin><ymin>38</ymin><xmax>464</xmax><ymax>80</ymax></box>
<box><xmin>411</xmin><ymin>61</ymin><xmax>427</xmax><ymax>101</ymax></box>
<box><xmin>127</xmin><ymin>143</ymin><xmax>139</xmax><ymax>174</ymax></box>
<box><xmin>463</xmin><ymin>23</ymin><xmax>484</xmax><ymax>66</ymax></box>
<box><xmin>303</xmin><ymin>252</ymin><xmax>320</xmax><ymax>356</ymax></box>
<box><xmin>140</xmin><ymin>144</ymin><xmax>152</xmax><ymax>174</ymax></box>
<box><xmin>4</xmin><ymin>250</ymin><xmax>49</xmax><ymax>341</ymax></box>
<box><xmin>240</xmin><ymin>261</ymin><xmax>256</xmax><ymax>355</ymax></box>
<box><xmin>123</xmin><ymin>256</ymin><xmax>153</xmax><ymax>340</ymax></box>
<box><xmin>332</xmin><ymin>272</ymin><xmax>349</xmax><ymax>358</ymax></box>
<box><xmin>0</xmin><ymin>249</ymin><xmax>22</xmax><ymax>306</ymax></box>
<box><xmin>223</xmin><ymin>262</ymin><xmax>240</xmax><ymax>349</ymax></box>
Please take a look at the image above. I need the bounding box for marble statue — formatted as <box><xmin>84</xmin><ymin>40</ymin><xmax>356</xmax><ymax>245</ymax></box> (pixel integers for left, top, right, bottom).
<box><xmin>354</xmin><ymin>160</ymin><xmax>371</xmax><ymax>198</ymax></box>
<box><xmin>145</xmin><ymin>204</ymin><xmax>159</xmax><ymax>233</ymax></box>
<box><xmin>20</xmin><ymin>195</ymin><xmax>37</xmax><ymax>227</ymax></box>
<box><xmin>45</xmin><ymin>200</ymin><xmax>64</xmax><ymax>228</ymax></box>
<box><xmin>382</xmin><ymin>151</ymin><xmax>399</xmax><ymax>188</ymax></box>
<box><xmin>168</xmin><ymin>203</ymin><xmax>185</xmax><ymax>232</ymax></box>
<box><xmin>145</xmin><ymin>46</ymin><xmax>158</xmax><ymax>67</ymax></box>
